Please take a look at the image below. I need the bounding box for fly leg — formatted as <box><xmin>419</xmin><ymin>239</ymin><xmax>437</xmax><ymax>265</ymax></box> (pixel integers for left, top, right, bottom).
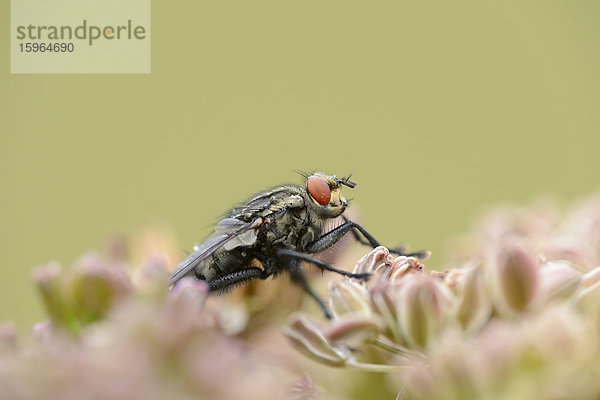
<box><xmin>206</xmin><ymin>267</ymin><xmax>271</xmax><ymax>292</ymax></box>
<box><xmin>279</xmin><ymin>255</ymin><xmax>332</xmax><ymax>319</ymax></box>
<box><xmin>277</xmin><ymin>248</ymin><xmax>369</xmax><ymax>279</ymax></box>
<box><xmin>306</xmin><ymin>220</ymin><xmax>384</xmax><ymax>253</ymax></box>
<box><xmin>341</xmin><ymin>216</ymin><xmax>408</xmax><ymax>252</ymax></box>
<box><xmin>308</xmin><ymin>217</ymin><xmax>428</xmax><ymax>259</ymax></box>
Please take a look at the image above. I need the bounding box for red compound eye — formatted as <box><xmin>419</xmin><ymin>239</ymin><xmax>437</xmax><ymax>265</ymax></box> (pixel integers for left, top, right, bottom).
<box><xmin>307</xmin><ymin>175</ymin><xmax>331</xmax><ymax>205</ymax></box>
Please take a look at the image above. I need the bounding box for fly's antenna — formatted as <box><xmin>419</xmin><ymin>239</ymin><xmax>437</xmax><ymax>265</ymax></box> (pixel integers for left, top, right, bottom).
<box><xmin>337</xmin><ymin>174</ymin><xmax>357</xmax><ymax>188</ymax></box>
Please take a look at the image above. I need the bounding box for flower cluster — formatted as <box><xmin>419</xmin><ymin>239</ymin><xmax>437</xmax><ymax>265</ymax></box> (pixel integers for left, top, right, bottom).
<box><xmin>0</xmin><ymin>234</ymin><xmax>315</xmax><ymax>400</ymax></box>
<box><xmin>285</xmin><ymin>196</ymin><xmax>600</xmax><ymax>399</ymax></box>
<box><xmin>2</xmin><ymin>194</ymin><xmax>600</xmax><ymax>399</ymax></box>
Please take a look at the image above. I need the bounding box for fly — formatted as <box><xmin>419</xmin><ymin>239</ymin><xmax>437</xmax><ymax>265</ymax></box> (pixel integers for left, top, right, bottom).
<box><xmin>169</xmin><ymin>172</ymin><xmax>427</xmax><ymax>318</ymax></box>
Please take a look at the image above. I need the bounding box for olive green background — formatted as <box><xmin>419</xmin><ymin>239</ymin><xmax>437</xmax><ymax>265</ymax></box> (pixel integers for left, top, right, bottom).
<box><xmin>2</xmin><ymin>1</ymin><xmax>599</xmax><ymax>332</ymax></box>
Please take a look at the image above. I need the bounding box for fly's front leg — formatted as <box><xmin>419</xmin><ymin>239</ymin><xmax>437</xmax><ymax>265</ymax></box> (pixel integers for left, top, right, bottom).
<box><xmin>309</xmin><ymin>219</ymin><xmax>428</xmax><ymax>259</ymax></box>
<box><xmin>207</xmin><ymin>267</ymin><xmax>271</xmax><ymax>292</ymax></box>
<box><xmin>277</xmin><ymin>248</ymin><xmax>369</xmax><ymax>280</ymax></box>
<box><xmin>305</xmin><ymin>220</ymin><xmax>376</xmax><ymax>253</ymax></box>
<box><xmin>341</xmin><ymin>216</ymin><xmax>404</xmax><ymax>252</ymax></box>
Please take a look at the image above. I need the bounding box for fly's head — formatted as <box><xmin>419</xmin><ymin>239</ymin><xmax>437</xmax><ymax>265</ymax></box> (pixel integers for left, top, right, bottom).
<box><xmin>304</xmin><ymin>172</ymin><xmax>356</xmax><ymax>219</ymax></box>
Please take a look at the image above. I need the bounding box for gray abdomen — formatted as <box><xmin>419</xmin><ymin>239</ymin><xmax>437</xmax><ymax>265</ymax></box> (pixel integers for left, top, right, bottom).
<box><xmin>193</xmin><ymin>246</ymin><xmax>251</xmax><ymax>281</ymax></box>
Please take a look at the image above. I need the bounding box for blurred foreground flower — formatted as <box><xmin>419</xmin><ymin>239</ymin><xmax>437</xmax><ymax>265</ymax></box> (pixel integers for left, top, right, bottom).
<box><xmin>285</xmin><ymin>193</ymin><xmax>600</xmax><ymax>400</ymax></box>
<box><xmin>0</xmin><ymin>230</ymin><xmax>322</xmax><ymax>400</ymax></box>
<box><xmin>3</xmin><ymin>193</ymin><xmax>600</xmax><ymax>400</ymax></box>
<box><xmin>32</xmin><ymin>255</ymin><xmax>132</xmax><ymax>333</ymax></box>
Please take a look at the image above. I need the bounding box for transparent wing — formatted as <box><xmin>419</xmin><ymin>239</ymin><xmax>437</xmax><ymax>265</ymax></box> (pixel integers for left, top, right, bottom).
<box><xmin>168</xmin><ymin>218</ymin><xmax>262</xmax><ymax>286</ymax></box>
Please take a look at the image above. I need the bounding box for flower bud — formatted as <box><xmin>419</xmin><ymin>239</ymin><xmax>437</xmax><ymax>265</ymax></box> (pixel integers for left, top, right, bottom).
<box><xmin>397</xmin><ymin>274</ymin><xmax>453</xmax><ymax>349</ymax></box>
<box><xmin>492</xmin><ymin>241</ymin><xmax>539</xmax><ymax>314</ymax></box>
<box><xmin>284</xmin><ymin>316</ymin><xmax>346</xmax><ymax>367</ymax></box>
<box><xmin>539</xmin><ymin>235</ymin><xmax>598</xmax><ymax>271</ymax></box>
<box><xmin>324</xmin><ymin>315</ymin><xmax>382</xmax><ymax>348</ymax></box>
<box><xmin>353</xmin><ymin>246</ymin><xmax>390</xmax><ymax>275</ymax></box>
<box><xmin>32</xmin><ymin>262</ymin><xmax>75</xmax><ymax>330</ymax></box>
<box><xmin>158</xmin><ymin>278</ymin><xmax>208</xmax><ymax>350</ymax></box>
<box><xmin>71</xmin><ymin>254</ymin><xmax>132</xmax><ymax>324</ymax></box>
<box><xmin>369</xmin><ymin>280</ymin><xmax>401</xmax><ymax>341</ymax></box>
<box><xmin>165</xmin><ymin>277</ymin><xmax>208</xmax><ymax>314</ymax></box>
<box><xmin>328</xmin><ymin>280</ymin><xmax>371</xmax><ymax>318</ymax></box>
<box><xmin>538</xmin><ymin>261</ymin><xmax>581</xmax><ymax>303</ymax></box>
<box><xmin>388</xmin><ymin>256</ymin><xmax>424</xmax><ymax>283</ymax></box>
<box><xmin>135</xmin><ymin>255</ymin><xmax>170</xmax><ymax>297</ymax></box>
<box><xmin>454</xmin><ymin>264</ymin><xmax>492</xmax><ymax>333</ymax></box>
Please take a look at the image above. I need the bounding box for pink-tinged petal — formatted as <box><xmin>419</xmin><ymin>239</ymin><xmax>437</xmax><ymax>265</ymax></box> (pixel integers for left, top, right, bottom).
<box><xmin>31</xmin><ymin>320</ymin><xmax>52</xmax><ymax>342</ymax></box>
<box><xmin>324</xmin><ymin>315</ymin><xmax>382</xmax><ymax>347</ymax></box>
<box><xmin>284</xmin><ymin>316</ymin><xmax>346</xmax><ymax>367</ymax></box>
<box><xmin>539</xmin><ymin>235</ymin><xmax>598</xmax><ymax>271</ymax></box>
<box><xmin>157</xmin><ymin>278</ymin><xmax>208</xmax><ymax>351</ymax></box>
<box><xmin>285</xmin><ymin>374</ymin><xmax>322</xmax><ymax>400</ymax></box>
